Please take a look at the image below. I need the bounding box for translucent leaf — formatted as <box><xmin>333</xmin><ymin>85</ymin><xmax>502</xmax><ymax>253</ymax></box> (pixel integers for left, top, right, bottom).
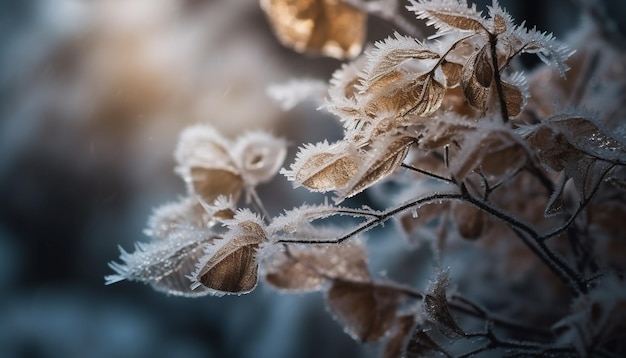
<box><xmin>282</xmin><ymin>141</ymin><xmax>360</xmax><ymax>192</ymax></box>
<box><xmin>260</xmin><ymin>0</ymin><xmax>366</xmax><ymax>59</ymax></box>
<box><xmin>452</xmin><ymin>202</ymin><xmax>484</xmax><ymax>240</ymax></box>
<box><xmin>265</xmin><ymin>242</ymin><xmax>370</xmax><ymax>292</ymax></box>
<box><xmin>327</xmin><ymin>280</ymin><xmax>401</xmax><ymax>342</ymax></box>
<box><xmin>423</xmin><ymin>269</ymin><xmax>464</xmax><ymax>337</ymax></box>
<box><xmin>407</xmin><ymin>0</ymin><xmax>487</xmax><ymax>33</ymax></box>
<box><xmin>501</xmin><ymin>78</ymin><xmax>525</xmax><ymax>117</ymax></box>
<box><xmin>232</xmin><ymin>131</ymin><xmax>287</xmax><ymax>186</ymax></box>
<box><xmin>383</xmin><ymin>314</ymin><xmax>417</xmax><ymax>358</ymax></box>
<box><xmin>565</xmin><ymin>158</ymin><xmax>613</xmax><ymax>201</ymax></box>
<box><xmin>340</xmin><ymin>136</ymin><xmax>414</xmax><ymax>199</ymax></box>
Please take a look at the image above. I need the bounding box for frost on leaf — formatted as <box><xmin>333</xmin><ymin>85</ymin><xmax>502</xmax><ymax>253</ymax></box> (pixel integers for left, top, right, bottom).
<box><xmin>231</xmin><ymin>131</ymin><xmax>287</xmax><ymax>187</ymax></box>
<box><xmin>407</xmin><ymin>0</ymin><xmax>487</xmax><ymax>34</ymax></box>
<box><xmin>423</xmin><ymin>269</ymin><xmax>464</xmax><ymax>337</ymax></box>
<box><xmin>282</xmin><ymin>141</ymin><xmax>360</xmax><ymax>192</ymax></box>
<box><xmin>364</xmin><ymin>74</ymin><xmax>445</xmax><ymax>118</ymax></box>
<box><xmin>260</xmin><ymin>0</ymin><xmax>366</xmax><ymax>59</ymax></box>
<box><xmin>265</xmin><ymin>242</ymin><xmax>370</xmax><ymax>292</ymax></box>
<box><xmin>460</xmin><ymin>45</ymin><xmax>492</xmax><ymax>111</ymax></box>
<box><xmin>450</xmin><ymin>123</ymin><xmax>527</xmax><ymax>180</ymax></box>
<box><xmin>267</xmin><ymin>78</ymin><xmax>328</xmax><ymax>111</ymax></box>
<box><xmin>509</xmin><ymin>25</ymin><xmax>575</xmax><ymax>78</ymax></box>
<box><xmin>174</xmin><ymin>124</ymin><xmax>243</xmax><ymax>204</ymax></box>
<box><xmin>327</xmin><ymin>280</ymin><xmax>402</xmax><ymax>342</ymax></box>
<box><xmin>361</xmin><ymin>32</ymin><xmax>440</xmax><ymax>90</ymax></box>
<box><xmin>440</xmin><ymin>60</ymin><xmax>463</xmax><ymax>87</ymax></box>
<box><xmin>191</xmin><ymin>210</ymin><xmax>267</xmax><ymax>295</ymax></box>
<box><xmin>106</xmin><ymin>228</ymin><xmax>218</xmax><ymax>297</ymax></box>
<box><xmin>339</xmin><ymin>135</ymin><xmax>414</xmax><ymax>199</ymax></box>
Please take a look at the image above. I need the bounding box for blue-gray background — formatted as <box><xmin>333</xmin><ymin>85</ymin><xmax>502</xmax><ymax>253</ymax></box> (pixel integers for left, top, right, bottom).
<box><xmin>0</xmin><ymin>1</ymin><xmax>621</xmax><ymax>357</ymax></box>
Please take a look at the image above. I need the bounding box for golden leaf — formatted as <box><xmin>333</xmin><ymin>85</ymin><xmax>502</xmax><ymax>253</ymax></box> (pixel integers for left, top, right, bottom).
<box><xmin>426</xmin><ymin>10</ymin><xmax>486</xmax><ymax>32</ymax></box>
<box><xmin>493</xmin><ymin>13</ymin><xmax>507</xmax><ymax>34</ymax></box>
<box><xmin>327</xmin><ymin>280</ymin><xmax>401</xmax><ymax>342</ymax></box>
<box><xmin>260</xmin><ymin>0</ymin><xmax>366</xmax><ymax>59</ymax></box>
<box><xmin>190</xmin><ymin>167</ymin><xmax>243</xmax><ymax>204</ymax></box>
<box><xmin>364</xmin><ymin>75</ymin><xmax>445</xmax><ymax>118</ymax></box>
<box><xmin>441</xmin><ymin>60</ymin><xmax>463</xmax><ymax>88</ymax></box>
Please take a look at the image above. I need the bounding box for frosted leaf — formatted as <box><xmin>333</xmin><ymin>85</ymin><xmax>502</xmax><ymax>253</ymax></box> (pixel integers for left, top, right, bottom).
<box><xmin>144</xmin><ymin>196</ymin><xmax>206</xmax><ymax>240</ymax></box>
<box><xmin>269</xmin><ymin>202</ymin><xmax>379</xmax><ymax>234</ymax></box>
<box><xmin>105</xmin><ymin>228</ymin><xmax>219</xmax><ymax>297</ymax></box>
<box><xmin>266</xmin><ymin>78</ymin><xmax>328</xmax><ymax>111</ymax></box>
<box><xmin>231</xmin><ymin>131</ymin><xmax>287</xmax><ymax>186</ymax></box>
<box><xmin>364</xmin><ymin>74</ymin><xmax>445</xmax><ymax>118</ymax></box>
<box><xmin>487</xmin><ymin>0</ymin><xmax>513</xmax><ymax>35</ymax></box>
<box><xmin>190</xmin><ymin>210</ymin><xmax>267</xmax><ymax>295</ymax></box>
<box><xmin>189</xmin><ymin>168</ymin><xmax>244</xmax><ymax>205</ymax></box>
<box><xmin>361</xmin><ymin>32</ymin><xmax>440</xmax><ymax>89</ymax></box>
<box><xmin>405</xmin><ymin>325</ymin><xmax>443</xmax><ymax>357</ymax></box>
<box><xmin>450</xmin><ymin>123</ymin><xmax>527</xmax><ymax>180</ymax></box>
<box><xmin>383</xmin><ymin>314</ymin><xmax>417</xmax><ymax>358</ymax></box>
<box><xmin>327</xmin><ymin>280</ymin><xmax>402</xmax><ymax>342</ymax></box>
<box><xmin>260</xmin><ymin>0</ymin><xmax>366</xmax><ymax>59</ymax></box>
<box><xmin>265</xmin><ymin>242</ymin><xmax>370</xmax><ymax>292</ymax></box>
<box><xmin>549</xmin><ymin>113</ymin><xmax>626</xmax><ymax>164</ymax></box>
<box><xmin>460</xmin><ymin>45</ymin><xmax>491</xmax><ymax>111</ymax></box>
<box><xmin>500</xmin><ymin>72</ymin><xmax>528</xmax><ymax>118</ymax></box>
<box><xmin>407</xmin><ymin>0</ymin><xmax>487</xmax><ymax>34</ymax></box>
<box><xmin>281</xmin><ymin>141</ymin><xmax>361</xmax><ymax>193</ymax></box>
<box><xmin>423</xmin><ymin>269</ymin><xmax>464</xmax><ymax>337</ymax></box>
<box><xmin>440</xmin><ymin>60</ymin><xmax>463</xmax><ymax>87</ymax></box>
<box><xmin>545</xmin><ymin>171</ymin><xmax>567</xmax><ymax>217</ymax></box>
<box><xmin>509</xmin><ymin>24</ymin><xmax>575</xmax><ymax>77</ymax></box>
<box><xmin>419</xmin><ymin>114</ymin><xmax>477</xmax><ymax>151</ymax></box>
<box><xmin>339</xmin><ymin>135</ymin><xmax>414</xmax><ymax>199</ymax></box>
<box><xmin>174</xmin><ymin>124</ymin><xmax>243</xmax><ymax>204</ymax></box>
<box><xmin>452</xmin><ymin>202</ymin><xmax>484</xmax><ymax>240</ymax></box>
<box><xmin>565</xmin><ymin>158</ymin><xmax>613</xmax><ymax>201</ymax></box>
<box><xmin>198</xmin><ymin>195</ymin><xmax>237</xmax><ymax>222</ymax></box>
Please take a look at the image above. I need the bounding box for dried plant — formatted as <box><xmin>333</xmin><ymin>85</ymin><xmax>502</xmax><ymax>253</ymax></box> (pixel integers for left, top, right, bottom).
<box><xmin>107</xmin><ymin>1</ymin><xmax>626</xmax><ymax>356</ymax></box>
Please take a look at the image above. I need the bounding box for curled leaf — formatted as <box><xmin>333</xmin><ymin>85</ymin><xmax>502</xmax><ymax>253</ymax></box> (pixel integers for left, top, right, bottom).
<box><xmin>232</xmin><ymin>131</ymin><xmax>287</xmax><ymax>186</ymax></box>
<box><xmin>260</xmin><ymin>0</ymin><xmax>366</xmax><ymax>59</ymax></box>
<box><xmin>460</xmin><ymin>47</ymin><xmax>492</xmax><ymax>111</ymax></box>
<box><xmin>327</xmin><ymin>280</ymin><xmax>402</xmax><ymax>342</ymax></box>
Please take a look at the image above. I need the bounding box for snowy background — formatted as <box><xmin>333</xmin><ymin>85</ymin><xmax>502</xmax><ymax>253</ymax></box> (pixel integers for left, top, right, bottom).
<box><xmin>0</xmin><ymin>1</ymin><xmax>620</xmax><ymax>357</ymax></box>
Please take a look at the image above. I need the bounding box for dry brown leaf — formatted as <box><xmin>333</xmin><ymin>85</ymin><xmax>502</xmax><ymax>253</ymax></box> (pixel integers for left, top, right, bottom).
<box><xmin>452</xmin><ymin>202</ymin><xmax>484</xmax><ymax>240</ymax></box>
<box><xmin>195</xmin><ymin>219</ymin><xmax>266</xmax><ymax>294</ymax></box>
<box><xmin>441</xmin><ymin>60</ymin><xmax>463</xmax><ymax>88</ymax></box>
<box><xmin>344</xmin><ymin>136</ymin><xmax>414</xmax><ymax>198</ymax></box>
<box><xmin>298</xmin><ymin>154</ymin><xmax>359</xmax><ymax>191</ymax></box>
<box><xmin>190</xmin><ymin>167</ymin><xmax>244</xmax><ymax>204</ymax></box>
<box><xmin>501</xmin><ymin>81</ymin><xmax>524</xmax><ymax>117</ymax></box>
<box><xmin>493</xmin><ymin>13</ymin><xmax>507</xmax><ymax>34</ymax></box>
<box><xmin>260</xmin><ymin>0</ymin><xmax>366</xmax><ymax>59</ymax></box>
<box><xmin>425</xmin><ymin>10</ymin><xmax>486</xmax><ymax>32</ymax></box>
<box><xmin>460</xmin><ymin>48</ymin><xmax>492</xmax><ymax>111</ymax></box>
<box><xmin>327</xmin><ymin>280</ymin><xmax>402</xmax><ymax>342</ymax></box>
<box><xmin>265</xmin><ymin>243</ymin><xmax>370</xmax><ymax>292</ymax></box>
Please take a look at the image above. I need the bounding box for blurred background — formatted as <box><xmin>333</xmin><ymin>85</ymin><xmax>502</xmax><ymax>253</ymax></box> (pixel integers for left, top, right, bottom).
<box><xmin>0</xmin><ymin>0</ymin><xmax>620</xmax><ymax>357</ymax></box>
